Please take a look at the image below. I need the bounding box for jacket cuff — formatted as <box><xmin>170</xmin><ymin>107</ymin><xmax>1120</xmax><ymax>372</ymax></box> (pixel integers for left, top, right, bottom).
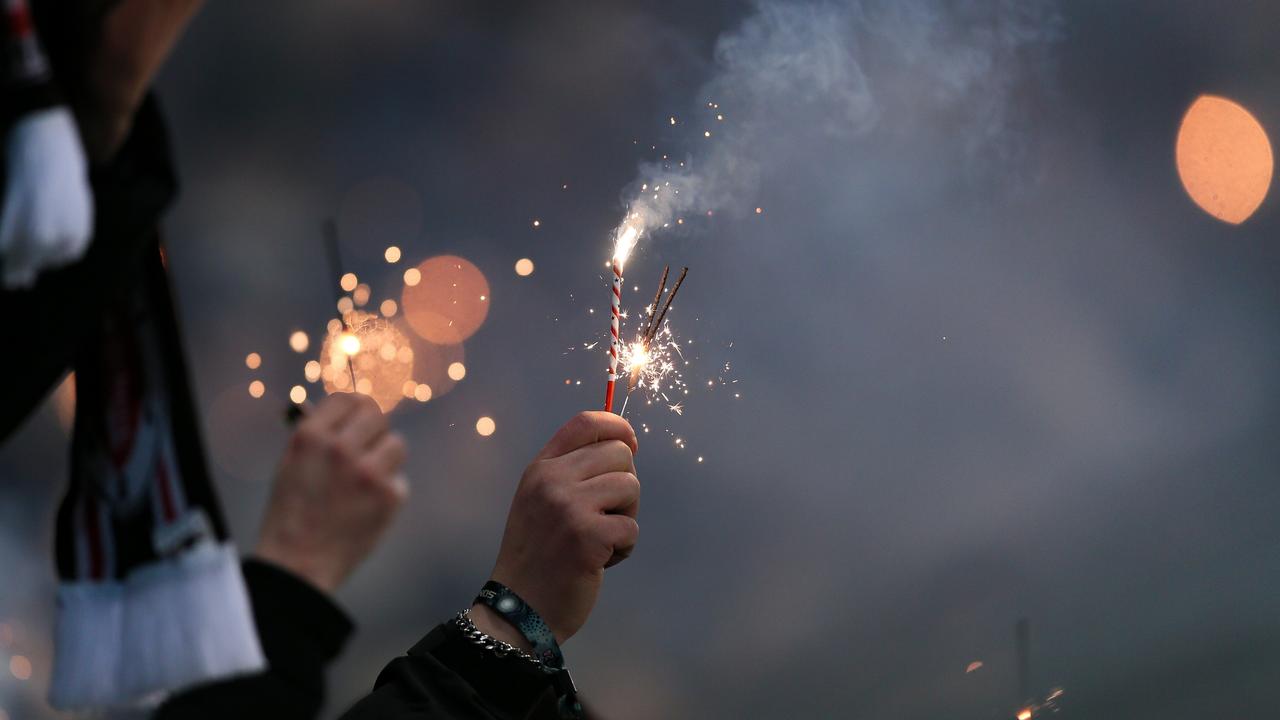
<box><xmin>409</xmin><ymin>621</ymin><xmax>558</xmax><ymax>718</ymax></box>
<box><xmin>242</xmin><ymin>559</ymin><xmax>354</xmax><ymax>666</ymax></box>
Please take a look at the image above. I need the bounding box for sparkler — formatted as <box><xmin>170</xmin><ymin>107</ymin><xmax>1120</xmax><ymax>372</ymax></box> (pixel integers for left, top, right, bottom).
<box><xmin>604</xmin><ymin>222</ymin><xmax>641</xmax><ymax>412</ymax></box>
<box><xmin>629</xmin><ymin>265</ymin><xmax>687</xmax><ymax>393</ymax></box>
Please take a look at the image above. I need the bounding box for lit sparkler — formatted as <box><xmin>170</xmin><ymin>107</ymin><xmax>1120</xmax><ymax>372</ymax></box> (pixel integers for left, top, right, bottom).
<box><xmin>604</xmin><ymin>221</ymin><xmax>642</xmax><ymax>412</ymax></box>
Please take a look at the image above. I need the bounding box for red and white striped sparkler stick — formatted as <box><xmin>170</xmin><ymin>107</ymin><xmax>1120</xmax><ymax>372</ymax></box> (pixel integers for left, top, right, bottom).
<box><xmin>604</xmin><ymin>224</ymin><xmax>640</xmax><ymax>413</ymax></box>
<box><xmin>604</xmin><ymin>258</ymin><xmax>623</xmax><ymax>411</ymax></box>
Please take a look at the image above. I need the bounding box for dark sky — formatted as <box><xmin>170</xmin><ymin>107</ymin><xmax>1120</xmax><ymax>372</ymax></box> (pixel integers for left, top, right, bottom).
<box><xmin>3</xmin><ymin>1</ymin><xmax>1280</xmax><ymax>718</ymax></box>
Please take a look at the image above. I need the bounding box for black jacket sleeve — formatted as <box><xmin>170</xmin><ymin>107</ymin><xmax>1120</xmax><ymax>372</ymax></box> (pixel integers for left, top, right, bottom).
<box><xmin>154</xmin><ymin>559</ymin><xmax>354</xmax><ymax>720</ymax></box>
<box><xmin>337</xmin><ymin>620</ymin><xmax>574</xmax><ymax>720</ymax></box>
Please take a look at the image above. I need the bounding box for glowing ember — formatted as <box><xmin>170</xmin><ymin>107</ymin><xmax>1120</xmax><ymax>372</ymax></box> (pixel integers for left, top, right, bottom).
<box><xmin>339</xmin><ymin>333</ymin><xmax>361</xmax><ymax>356</ymax></box>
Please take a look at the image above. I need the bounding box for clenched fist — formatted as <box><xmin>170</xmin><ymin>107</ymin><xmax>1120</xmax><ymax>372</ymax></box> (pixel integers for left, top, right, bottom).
<box><xmin>472</xmin><ymin>412</ymin><xmax>641</xmax><ymax>648</ymax></box>
<box><xmin>255</xmin><ymin>393</ymin><xmax>409</xmax><ymax>593</ymax></box>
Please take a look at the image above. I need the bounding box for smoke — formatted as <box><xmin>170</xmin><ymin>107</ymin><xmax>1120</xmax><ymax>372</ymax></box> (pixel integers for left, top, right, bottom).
<box><xmin>611</xmin><ymin>0</ymin><xmax>1063</xmax><ymax>243</ymax></box>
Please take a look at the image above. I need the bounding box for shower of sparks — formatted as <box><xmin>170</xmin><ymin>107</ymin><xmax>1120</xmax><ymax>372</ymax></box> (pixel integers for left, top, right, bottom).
<box><xmin>617</xmin><ymin>320</ymin><xmax>687</xmax><ymax>410</ymax></box>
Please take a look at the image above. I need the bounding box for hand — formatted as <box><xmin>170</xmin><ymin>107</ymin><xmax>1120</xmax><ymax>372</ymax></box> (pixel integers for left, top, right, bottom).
<box><xmin>255</xmin><ymin>393</ymin><xmax>408</xmax><ymax>593</ymax></box>
<box><xmin>472</xmin><ymin>411</ymin><xmax>640</xmax><ymax>648</ymax></box>
<box><xmin>1</xmin><ymin>107</ymin><xmax>94</xmax><ymax>289</ymax></box>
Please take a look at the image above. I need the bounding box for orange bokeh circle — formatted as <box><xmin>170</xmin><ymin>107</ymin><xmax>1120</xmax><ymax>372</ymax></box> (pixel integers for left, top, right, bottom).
<box><xmin>401</xmin><ymin>255</ymin><xmax>491</xmax><ymax>343</ymax></box>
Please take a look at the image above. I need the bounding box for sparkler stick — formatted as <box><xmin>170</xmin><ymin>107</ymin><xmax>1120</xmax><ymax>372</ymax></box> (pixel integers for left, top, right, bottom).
<box><xmin>605</xmin><ymin>257</ymin><xmax>623</xmax><ymax>412</ymax></box>
<box><xmin>323</xmin><ymin>219</ymin><xmax>359</xmax><ymax>391</ymax></box>
<box><xmin>639</xmin><ymin>265</ymin><xmax>669</xmax><ymax>344</ymax></box>
<box><xmin>647</xmin><ymin>266</ymin><xmax>687</xmax><ymax>343</ymax></box>
<box><xmin>604</xmin><ymin>224</ymin><xmax>640</xmax><ymax>413</ymax></box>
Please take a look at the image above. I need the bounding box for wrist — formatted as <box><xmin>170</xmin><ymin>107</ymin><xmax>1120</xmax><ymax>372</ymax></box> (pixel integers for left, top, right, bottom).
<box><xmin>252</xmin><ymin>541</ymin><xmax>341</xmax><ymax>594</ymax></box>
<box><xmin>469</xmin><ymin>602</ymin><xmax>533</xmax><ymax>652</ymax></box>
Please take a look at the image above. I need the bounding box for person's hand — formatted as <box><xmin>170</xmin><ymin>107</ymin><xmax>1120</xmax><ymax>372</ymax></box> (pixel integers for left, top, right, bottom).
<box><xmin>1</xmin><ymin>107</ymin><xmax>94</xmax><ymax>289</ymax></box>
<box><xmin>254</xmin><ymin>392</ymin><xmax>408</xmax><ymax>593</ymax></box>
<box><xmin>472</xmin><ymin>411</ymin><xmax>640</xmax><ymax>647</ymax></box>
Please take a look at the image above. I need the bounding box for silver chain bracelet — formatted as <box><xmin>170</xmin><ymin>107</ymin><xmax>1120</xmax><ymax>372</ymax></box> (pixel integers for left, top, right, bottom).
<box><xmin>453</xmin><ymin>608</ymin><xmax>546</xmax><ymax>670</ymax></box>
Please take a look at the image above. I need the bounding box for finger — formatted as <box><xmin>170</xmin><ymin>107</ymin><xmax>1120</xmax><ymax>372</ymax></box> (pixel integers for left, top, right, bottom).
<box><xmin>598</xmin><ymin>515</ymin><xmax>639</xmax><ymax>569</ymax></box>
<box><xmin>557</xmin><ymin>439</ymin><xmax>635</xmax><ymax>480</ymax></box>
<box><xmin>578</xmin><ymin>471</ymin><xmax>640</xmax><ymax>518</ymax></box>
<box><xmin>337</xmin><ymin>394</ymin><xmax>389</xmax><ymax>451</ymax></box>
<box><xmin>363</xmin><ymin>431</ymin><xmax>408</xmax><ymax>484</ymax></box>
<box><xmin>537</xmin><ymin>411</ymin><xmax>638</xmax><ymax>460</ymax></box>
<box><xmin>305</xmin><ymin>391</ymin><xmax>361</xmax><ymax>431</ymax></box>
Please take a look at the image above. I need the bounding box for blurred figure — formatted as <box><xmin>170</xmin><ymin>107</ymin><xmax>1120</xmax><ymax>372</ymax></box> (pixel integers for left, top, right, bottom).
<box><xmin>157</xmin><ymin>392</ymin><xmax>408</xmax><ymax>720</ymax></box>
<box><xmin>341</xmin><ymin>411</ymin><xmax>641</xmax><ymax>720</ymax></box>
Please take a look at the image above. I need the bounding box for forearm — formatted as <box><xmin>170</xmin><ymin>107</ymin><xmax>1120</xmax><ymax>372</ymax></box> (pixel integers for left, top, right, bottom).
<box><xmin>81</xmin><ymin>0</ymin><xmax>204</xmax><ymax>161</ymax></box>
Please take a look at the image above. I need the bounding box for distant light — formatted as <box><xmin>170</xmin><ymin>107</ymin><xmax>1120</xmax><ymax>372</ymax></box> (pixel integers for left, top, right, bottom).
<box><xmin>532</xmin><ymin>219</ymin><xmax>541</xmax><ymax>228</ymax></box>
<box><xmin>755</xmin><ymin>207</ymin><xmax>763</xmax><ymax>214</ymax></box>
<box><xmin>384</xmin><ymin>245</ymin><xmax>402</xmax><ymax>263</ymax></box>
<box><xmin>669</xmin><ymin>116</ymin><xmax>676</xmax><ymax>125</ymax></box>
<box><xmin>403</xmin><ymin>267</ymin><xmax>422</xmax><ymax>286</ymax></box>
<box><xmin>304</xmin><ymin>360</ymin><xmax>322</xmax><ymax>382</ymax></box>
<box><xmin>248</xmin><ymin>380</ymin><xmax>265</xmax><ymax>398</ymax></box>
<box><xmin>340</xmin><ymin>272</ymin><xmax>358</xmax><ymax>292</ymax></box>
<box><xmin>414</xmin><ymin>383</ymin><xmax>432</xmax><ymax>402</ymax></box>
<box><xmin>475</xmin><ymin>416</ymin><xmax>496</xmax><ymax>436</ymax></box>
<box><xmin>447</xmin><ymin>362</ymin><xmax>466</xmax><ymax>381</ymax></box>
<box><xmin>380</xmin><ymin>299</ymin><xmax>398</xmax><ymax>317</ymax></box>
<box><xmin>339</xmin><ymin>333</ymin><xmax>361</xmax><ymax>356</ymax></box>
<box><xmin>515</xmin><ymin>258</ymin><xmax>535</xmax><ymax>276</ymax></box>
<box><xmin>289</xmin><ymin>331</ymin><xmax>309</xmax><ymax>353</ymax></box>
<box><xmin>8</xmin><ymin>655</ymin><xmax>30</xmax><ymax>681</ymax></box>
<box><xmin>965</xmin><ymin>661</ymin><xmax>984</xmax><ymax>673</ymax></box>
<box><xmin>245</xmin><ymin>352</ymin><xmax>261</xmax><ymax>369</ymax></box>
<box><xmin>1176</xmin><ymin>94</ymin><xmax>1273</xmax><ymax>224</ymax></box>
<box><xmin>704</xmin><ymin>131</ymin><xmax>711</xmax><ymax>138</ymax></box>
<box><xmin>697</xmin><ymin>456</ymin><xmax>704</xmax><ymax>463</ymax></box>
<box><xmin>289</xmin><ymin>385</ymin><xmax>307</xmax><ymax>404</ymax></box>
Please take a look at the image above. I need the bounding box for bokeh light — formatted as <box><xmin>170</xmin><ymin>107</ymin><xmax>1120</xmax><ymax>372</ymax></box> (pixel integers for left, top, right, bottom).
<box><xmin>414</xmin><ymin>383</ymin><xmax>432</xmax><ymax>402</ymax></box>
<box><xmin>447</xmin><ymin>362</ymin><xmax>467</xmax><ymax>381</ymax></box>
<box><xmin>380</xmin><ymin>299</ymin><xmax>398</xmax><ymax>317</ymax></box>
<box><xmin>515</xmin><ymin>258</ymin><xmax>535</xmax><ymax>276</ymax></box>
<box><xmin>476</xmin><ymin>416</ymin><xmax>496</xmax><ymax>436</ymax></box>
<box><xmin>384</xmin><ymin>245</ymin><xmax>402</xmax><ymax>263</ymax></box>
<box><xmin>340</xmin><ymin>272</ymin><xmax>358</xmax><ymax>292</ymax></box>
<box><xmin>289</xmin><ymin>385</ymin><xmax>307</xmax><ymax>404</ymax></box>
<box><xmin>320</xmin><ymin>311</ymin><xmax>414</xmax><ymax>412</ymax></box>
<box><xmin>411</xmin><ymin>339</ymin><xmax>465</xmax><ymax>400</ymax></box>
<box><xmin>289</xmin><ymin>331</ymin><xmax>309</xmax><ymax>353</ymax></box>
<box><xmin>304</xmin><ymin>360</ymin><xmax>322</xmax><ymax>382</ymax></box>
<box><xmin>403</xmin><ymin>267</ymin><xmax>421</xmax><ymax>286</ymax></box>
<box><xmin>1176</xmin><ymin>94</ymin><xmax>1273</xmax><ymax>224</ymax></box>
<box><xmin>245</xmin><ymin>352</ymin><xmax>261</xmax><ymax>369</ymax></box>
<box><xmin>401</xmin><ymin>255</ymin><xmax>491</xmax><ymax>343</ymax></box>
<box><xmin>9</xmin><ymin>655</ymin><xmax>31</xmax><ymax>680</ymax></box>
<box><xmin>354</xmin><ymin>283</ymin><xmax>371</xmax><ymax>307</ymax></box>
<box><xmin>248</xmin><ymin>380</ymin><xmax>265</xmax><ymax>398</ymax></box>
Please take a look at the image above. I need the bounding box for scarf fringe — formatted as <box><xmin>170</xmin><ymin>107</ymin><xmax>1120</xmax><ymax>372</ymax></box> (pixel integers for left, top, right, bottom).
<box><xmin>49</xmin><ymin>542</ymin><xmax>265</xmax><ymax>710</ymax></box>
